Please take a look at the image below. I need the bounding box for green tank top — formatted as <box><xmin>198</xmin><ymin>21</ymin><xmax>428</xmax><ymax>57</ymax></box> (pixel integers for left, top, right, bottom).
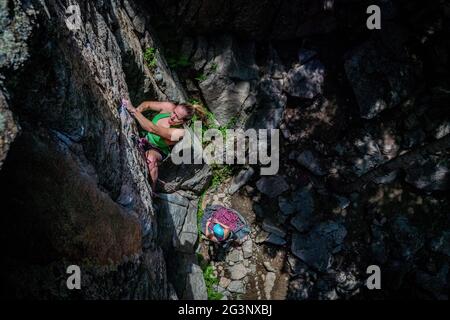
<box><xmin>145</xmin><ymin>113</ymin><xmax>179</xmax><ymax>155</ymax></box>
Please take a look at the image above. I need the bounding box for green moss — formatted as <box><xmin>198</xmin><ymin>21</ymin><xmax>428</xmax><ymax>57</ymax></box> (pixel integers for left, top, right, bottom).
<box><xmin>144</xmin><ymin>47</ymin><xmax>157</xmax><ymax>69</ymax></box>
<box><xmin>197</xmin><ymin>191</ymin><xmax>206</xmax><ymax>233</ymax></box>
<box><xmin>0</xmin><ymin>113</ymin><xmax>5</xmax><ymax>132</ymax></box>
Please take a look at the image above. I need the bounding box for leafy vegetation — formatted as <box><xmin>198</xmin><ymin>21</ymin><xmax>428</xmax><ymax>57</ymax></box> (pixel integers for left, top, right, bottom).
<box><xmin>204</xmin><ymin>265</ymin><xmax>223</xmax><ymax>300</ymax></box>
<box><xmin>189</xmin><ymin>98</ymin><xmax>202</xmax><ymax>105</ymax></box>
<box><xmin>190</xmin><ymin>104</ymin><xmax>238</xmax><ymax>138</ymax></box>
<box><xmin>144</xmin><ymin>47</ymin><xmax>157</xmax><ymax>69</ymax></box>
<box><xmin>197</xmin><ymin>191</ymin><xmax>206</xmax><ymax>233</ymax></box>
<box><xmin>210</xmin><ymin>164</ymin><xmax>233</xmax><ymax>189</ymax></box>
<box><xmin>167</xmin><ymin>55</ymin><xmax>191</xmax><ymax>69</ymax></box>
<box><xmin>194</xmin><ymin>62</ymin><xmax>219</xmax><ymax>83</ymax></box>
<box><xmin>197</xmin><ymin>254</ymin><xmax>223</xmax><ymax>300</ymax></box>
<box><xmin>210</xmin><ymin>62</ymin><xmax>218</xmax><ymax>73</ymax></box>
<box><xmin>195</xmin><ymin>73</ymin><xmax>207</xmax><ymax>82</ymax></box>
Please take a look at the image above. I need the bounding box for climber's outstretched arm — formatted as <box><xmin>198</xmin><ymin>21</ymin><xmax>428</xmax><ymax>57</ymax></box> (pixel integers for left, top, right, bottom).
<box><xmin>205</xmin><ymin>221</ymin><xmax>219</xmax><ymax>243</ymax></box>
<box><xmin>136</xmin><ymin>101</ymin><xmax>176</xmax><ymax>113</ymax></box>
<box><xmin>127</xmin><ymin>106</ymin><xmax>184</xmax><ymax>142</ymax></box>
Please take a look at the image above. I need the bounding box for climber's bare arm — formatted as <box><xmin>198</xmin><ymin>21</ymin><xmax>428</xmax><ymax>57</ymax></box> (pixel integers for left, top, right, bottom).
<box><xmin>205</xmin><ymin>221</ymin><xmax>219</xmax><ymax>243</ymax></box>
<box><xmin>127</xmin><ymin>105</ymin><xmax>184</xmax><ymax>141</ymax></box>
<box><xmin>205</xmin><ymin>221</ymin><xmax>212</xmax><ymax>237</ymax></box>
<box><xmin>136</xmin><ymin>101</ymin><xmax>176</xmax><ymax>113</ymax></box>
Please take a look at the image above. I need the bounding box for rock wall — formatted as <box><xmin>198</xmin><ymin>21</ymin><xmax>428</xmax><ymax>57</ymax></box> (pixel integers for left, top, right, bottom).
<box><xmin>1</xmin><ymin>0</ymin><xmax>449</xmax><ymax>300</ymax></box>
<box><xmin>141</xmin><ymin>0</ymin><xmax>343</xmax><ymax>41</ymax></box>
<box><xmin>0</xmin><ymin>0</ymin><xmax>204</xmax><ymax>299</ymax></box>
<box><xmin>144</xmin><ymin>0</ymin><xmax>450</xmax><ymax>300</ymax></box>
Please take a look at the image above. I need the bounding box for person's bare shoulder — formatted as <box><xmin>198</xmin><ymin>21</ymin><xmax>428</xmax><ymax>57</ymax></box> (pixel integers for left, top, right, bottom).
<box><xmin>158</xmin><ymin>101</ymin><xmax>176</xmax><ymax>113</ymax></box>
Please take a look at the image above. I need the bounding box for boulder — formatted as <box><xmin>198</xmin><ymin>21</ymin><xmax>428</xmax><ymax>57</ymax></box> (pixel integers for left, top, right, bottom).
<box><xmin>159</xmin><ymin>162</ymin><xmax>212</xmax><ymax>194</ymax></box>
<box><xmin>229</xmin><ymin>263</ymin><xmax>247</xmax><ymax>280</ymax></box>
<box><xmin>296</xmin><ymin>150</ymin><xmax>326</xmax><ymax>176</ymax></box>
<box><xmin>430</xmin><ymin>231</ymin><xmax>450</xmax><ymax>257</ymax></box>
<box><xmin>287</xmin><ymin>277</ymin><xmax>313</xmax><ymax>300</ymax></box>
<box><xmin>197</xmin><ymin>35</ymin><xmax>258</xmax><ymax>125</ymax></box>
<box><xmin>263</xmin><ymin>261</ymin><xmax>276</xmax><ymax>272</ymax></box>
<box><xmin>245</xmin><ymin>77</ymin><xmax>286</xmax><ymax>129</ymax></box>
<box><xmin>226</xmin><ymin>249</ymin><xmax>243</xmax><ymax>263</ymax></box>
<box><xmin>403</xmin><ymin>129</ymin><xmax>426</xmax><ymax>149</ymax></box>
<box><xmin>256</xmin><ymin>176</ymin><xmax>289</xmax><ymax>197</ymax></box>
<box><xmin>242</xmin><ymin>239</ymin><xmax>253</xmax><ymax>259</ymax></box>
<box><xmin>262</xmin><ymin>219</ymin><xmax>287</xmax><ymax>238</ymax></box>
<box><xmin>371</xmin><ymin>225</ymin><xmax>388</xmax><ymax>265</ymax></box>
<box><xmin>415</xmin><ymin>263</ymin><xmax>449</xmax><ymax>300</ymax></box>
<box><xmin>283</xmin><ymin>59</ymin><xmax>325</xmax><ymax>99</ymax></box>
<box><xmin>287</xmin><ymin>188</ymin><xmax>315</xmax><ymax>232</ymax></box>
<box><xmin>183</xmin><ymin>261</ymin><xmax>208</xmax><ymax>300</ymax></box>
<box><xmin>390</xmin><ymin>215</ymin><xmax>425</xmax><ymax>260</ymax></box>
<box><xmin>227</xmin><ymin>280</ymin><xmax>245</xmax><ymax>294</ymax></box>
<box><xmin>265</xmin><ymin>233</ymin><xmax>287</xmax><ymax>246</ymax></box>
<box><xmin>287</xmin><ymin>255</ymin><xmax>310</xmax><ymax>276</ymax></box>
<box><xmin>298</xmin><ymin>49</ymin><xmax>317</xmax><ymax>65</ymax></box>
<box><xmin>278</xmin><ymin>186</ymin><xmax>314</xmax><ymax>216</ymax></box>
<box><xmin>372</xmin><ymin>170</ymin><xmax>399</xmax><ymax>185</ymax></box>
<box><xmin>291</xmin><ymin>221</ymin><xmax>347</xmax><ymax>272</ymax></box>
<box><xmin>228</xmin><ymin>167</ymin><xmax>255</xmax><ymax>194</ymax></box>
<box><xmin>335</xmin><ymin>271</ymin><xmax>360</xmax><ymax>296</ymax></box>
<box><xmin>156</xmin><ymin>193</ymin><xmax>200</xmax><ymax>253</ymax></box>
<box><xmin>264</xmin><ymin>272</ymin><xmax>276</xmax><ymax>299</ymax></box>
<box><xmin>255</xmin><ymin>230</ymin><xmax>269</xmax><ymax>244</ymax></box>
<box><xmin>178</xmin><ymin>200</ymin><xmax>199</xmax><ymax>253</ymax></box>
<box><xmin>405</xmin><ymin>156</ymin><xmax>449</xmax><ymax>191</ymax></box>
<box><xmin>0</xmin><ymin>91</ymin><xmax>19</xmax><ymax>170</ymax></box>
<box><xmin>344</xmin><ymin>40</ymin><xmax>416</xmax><ymax>119</ymax></box>
<box><xmin>219</xmin><ymin>277</ymin><xmax>231</xmax><ymax>289</ymax></box>
<box><xmin>352</xmin><ymin>133</ymin><xmax>385</xmax><ymax>176</ymax></box>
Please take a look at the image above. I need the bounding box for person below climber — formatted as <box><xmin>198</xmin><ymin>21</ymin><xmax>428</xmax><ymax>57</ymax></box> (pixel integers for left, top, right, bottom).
<box><xmin>122</xmin><ymin>99</ymin><xmax>203</xmax><ymax>195</ymax></box>
<box><xmin>204</xmin><ymin>218</ymin><xmax>231</xmax><ymax>243</ymax></box>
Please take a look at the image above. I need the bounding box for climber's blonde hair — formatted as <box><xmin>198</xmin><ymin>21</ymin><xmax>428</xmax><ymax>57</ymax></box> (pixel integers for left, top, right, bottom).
<box><xmin>177</xmin><ymin>102</ymin><xmax>207</xmax><ymax>122</ymax></box>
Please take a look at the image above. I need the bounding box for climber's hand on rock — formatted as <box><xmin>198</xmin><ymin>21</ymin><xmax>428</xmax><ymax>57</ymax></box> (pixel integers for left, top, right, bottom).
<box><xmin>123</xmin><ymin>99</ymin><xmax>138</xmax><ymax>116</ymax></box>
<box><xmin>126</xmin><ymin>104</ymin><xmax>138</xmax><ymax>117</ymax></box>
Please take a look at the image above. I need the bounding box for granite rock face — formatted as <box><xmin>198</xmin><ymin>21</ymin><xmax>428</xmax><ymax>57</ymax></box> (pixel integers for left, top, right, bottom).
<box><xmin>144</xmin><ymin>0</ymin><xmax>338</xmax><ymax>41</ymax></box>
<box><xmin>344</xmin><ymin>39</ymin><xmax>418</xmax><ymax>119</ymax></box>
<box><xmin>1</xmin><ymin>0</ymin><xmax>449</xmax><ymax>301</ymax></box>
<box><xmin>291</xmin><ymin>221</ymin><xmax>347</xmax><ymax>272</ymax></box>
<box><xmin>0</xmin><ymin>0</ymin><xmax>203</xmax><ymax>300</ymax></box>
<box><xmin>0</xmin><ymin>90</ymin><xmax>18</xmax><ymax>169</ymax></box>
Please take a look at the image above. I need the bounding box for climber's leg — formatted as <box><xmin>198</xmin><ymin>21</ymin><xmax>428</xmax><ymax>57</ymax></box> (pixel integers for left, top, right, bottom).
<box><xmin>145</xmin><ymin>149</ymin><xmax>162</xmax><ymax>194</ymax></box>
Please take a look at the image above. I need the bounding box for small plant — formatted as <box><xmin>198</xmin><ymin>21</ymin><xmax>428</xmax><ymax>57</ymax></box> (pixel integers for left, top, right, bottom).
<box><xmin>208</xmin><ymin>113</ymin><xmax>238</xmax><ymax>139</ymax></box>
<box><xmin>144</xmin><ymin>47</ymin><xmax>157</xmax><ymax>68</ymax></box>
<box><xmin>210</xmin><ymin>62</ymin><xmax>218</xmax><ymax>73</ymax></box>
<box><xmin>197</xmin><ymin>191</ymin><xmax>206</xmax><ymax>233</ymax></box>
<box><xmin>194</xmin><ymin>62</ymin><xmax>219</xmax><ymax>83</ymax></box>
<box><xmin>210</xmin><ymin>164</ymin><xmax>233</xmax><ymax>189</ymax></box>
<box><xmin>167</xmin><ymin>55</ymin><xmax>191</xmax><ymax>69</ymax></box>
<box><xmin>196</xmin><ymin>254</ymin><xmax>223</xmax><ymax>300</ymax></box>
<box><xmin>202</xmin><ymin>265</ymin><xmax>223</xmax><ymax>300</ymax></box>
<box><xmin>195</xmin><ymin>73</ymin><xmax>207</xmax><ymax>82</ymax></box>
<box><xmin>189</xmin><ymin>98</ymin><xmax>202</xmax><ymax>105</ymax></box>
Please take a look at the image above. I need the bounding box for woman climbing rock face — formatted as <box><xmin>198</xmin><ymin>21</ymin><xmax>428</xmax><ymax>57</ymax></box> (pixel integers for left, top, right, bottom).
<box><xmin>123</xmin><ymin>99</ymin><xmax>202</xmax><ymax>195</ymax></box>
